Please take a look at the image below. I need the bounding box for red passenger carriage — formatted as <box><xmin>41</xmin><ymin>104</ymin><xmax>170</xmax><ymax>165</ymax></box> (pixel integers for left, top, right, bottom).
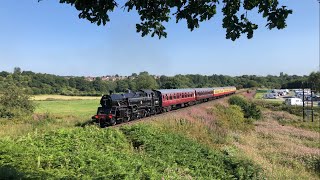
<box><xmin>155</xmin><ymin>89</ymin><xmax>196</xmax><ymax>111</ymax></box>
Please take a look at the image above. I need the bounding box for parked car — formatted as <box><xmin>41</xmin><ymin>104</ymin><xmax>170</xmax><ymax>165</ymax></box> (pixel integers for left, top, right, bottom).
<box><xmin>264</xmin><ymin>93</ymin><xmax>278</xmax><ymax>99</ymax></box>
<box><xmin>284</xmin><ymin>98</ymin><xmax>303</xmax><ymax>106</ymax></box>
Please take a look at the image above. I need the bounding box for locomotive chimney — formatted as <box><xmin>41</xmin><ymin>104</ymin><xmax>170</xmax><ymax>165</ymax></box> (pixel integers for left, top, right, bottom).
<box><xmin>109</xmin><ymin>90</ymin><xmax>113</xmax><ymax>95</ymax></box>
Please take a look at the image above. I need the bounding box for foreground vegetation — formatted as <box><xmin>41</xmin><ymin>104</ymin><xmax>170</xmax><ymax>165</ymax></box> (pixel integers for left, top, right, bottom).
<box><xmin>0</xmin><ymin>93</ymin><xmax>319</xmax><ymax>179</ymax></box>
<box><xmin>0</xmin><ymin>124</ymin><xmax>262</xmax><ymax>179</ymax></box>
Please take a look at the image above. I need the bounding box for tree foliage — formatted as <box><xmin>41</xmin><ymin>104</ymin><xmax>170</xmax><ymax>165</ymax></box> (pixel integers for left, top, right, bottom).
<box><xmin>308</xmin><ymin>72</ymin><xmax>320</xmax><ymax>93</ymax></box>
<box><xmin>0</xmin><ymin>68</ymin><xmax>314</xmax><ymax>96</ymax></box>
<box><xmin>46</xmin><ymin>0</ymin><xmax>292</xmax><ymax>40</ymax></box>
<box><xmin>135</xmin><ymin>71</ymin><xmax>159</xmax><ymax>90</ymax></box>
<box><xmin>0</xmin><ymin>86</ymin><xmax>35</xmax><ymax>119</ymax></box>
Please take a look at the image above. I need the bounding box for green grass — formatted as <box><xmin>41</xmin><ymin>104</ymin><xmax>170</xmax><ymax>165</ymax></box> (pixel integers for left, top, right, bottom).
<box><xmin>0</xmin><ymin>124</ymin><xmax>262</xmax><ymax>179</ymax></box>
<box><xmin>254</xmin><ymin>92</ymin><xmax>265</xmax><ymax>99</ymax></box>
<box><xmin>35</xmin><ymin>99</ymin><xmax>99</xmax><ymax>119</ymax></box>
<box><xmin>0</xmin><ymin>99</ymin><xmax>100</xmax><ymax>137</ymax></box>
<box><xmin>254</xmin><ymin>93</ymin><xmax>284</xmax><ymax>103</ymax></box>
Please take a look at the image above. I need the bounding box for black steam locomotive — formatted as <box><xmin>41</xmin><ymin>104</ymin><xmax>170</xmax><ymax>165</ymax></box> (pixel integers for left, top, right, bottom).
<box><xmin>93</xmin><ymin>90</ymin><xmax>161</xmax><ymax>127</ymax></box>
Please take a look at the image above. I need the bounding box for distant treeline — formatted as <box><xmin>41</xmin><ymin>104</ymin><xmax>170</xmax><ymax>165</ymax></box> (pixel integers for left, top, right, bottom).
<box><xmin>0</xmin><ymin>68</ymin><xmax>317</xmax><ymax>96</ymax></box>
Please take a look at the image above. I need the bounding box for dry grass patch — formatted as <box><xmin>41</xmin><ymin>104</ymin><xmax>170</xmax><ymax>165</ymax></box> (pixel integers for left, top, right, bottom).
<box><xmin>32</xmin><ymin>95</ymin><xmax>100</xmax><ymax>101</ymax></box>
<box><xmin>235</xmin><ymin>112</ymin><xmax>320</xmax><ymax>179</ymax></box>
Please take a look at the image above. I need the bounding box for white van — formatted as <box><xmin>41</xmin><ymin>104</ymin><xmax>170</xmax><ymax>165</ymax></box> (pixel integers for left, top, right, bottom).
<box><xmin>285</xmin><ymin>98</ymin><xmax>303</xmax><ymax>106</ymax></box>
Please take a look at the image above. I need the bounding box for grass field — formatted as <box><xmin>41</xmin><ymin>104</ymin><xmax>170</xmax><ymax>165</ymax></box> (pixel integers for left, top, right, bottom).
<box><xmin>35</xmin><ymin>99</ymin><xmax>99</xmax><ymax>118</ymax></box>
<box><xmin>254</xmin><ymin>92</ymin><xmax>286</xmax><ymax>103</ymax></box>
<box><xmin>0</xmin><ymin>96</ymin><xmax>100</xmax><ymax>137</ymax></box>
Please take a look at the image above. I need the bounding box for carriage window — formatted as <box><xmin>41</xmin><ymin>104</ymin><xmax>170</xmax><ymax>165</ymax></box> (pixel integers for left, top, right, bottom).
<box><xmin>170</xmin><ymin>95</ymin><xmax>172</xmax><ymax>100</ymax></box>
<box><xmin>166</xmin><ymin>95</ymin><xmax>168</xmax><ymax>100</ymax></box>
<box><xmin>174</xmin><ymin>95</ymin><xmax>176</xmax><ymax>99</ymax></box>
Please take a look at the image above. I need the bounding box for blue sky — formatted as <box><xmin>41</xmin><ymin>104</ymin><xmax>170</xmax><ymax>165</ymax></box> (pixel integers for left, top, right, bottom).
<box><xmin>0</xmin><ymin>0</ymin><xmax>319</xmax><ymax>76</ymax></box>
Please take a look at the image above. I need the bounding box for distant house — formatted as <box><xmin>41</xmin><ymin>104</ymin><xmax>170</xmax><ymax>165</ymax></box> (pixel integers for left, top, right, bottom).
<box><xmin>85</xmin><ymin>76</ymin><xmax>96</xmax><ymax>81</ymax></box>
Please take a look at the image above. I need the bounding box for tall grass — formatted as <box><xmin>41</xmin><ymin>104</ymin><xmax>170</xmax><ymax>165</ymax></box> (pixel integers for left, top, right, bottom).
<box><xmin>255</xmin><ymin>100</ymin><xmax>320</xmax><ymax>132</ymax></box>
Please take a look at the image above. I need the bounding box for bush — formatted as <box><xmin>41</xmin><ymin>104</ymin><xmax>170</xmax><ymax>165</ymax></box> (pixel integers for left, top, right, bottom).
<box><xmin>228</xmin><ymin>96</ymin><xmax>249</xmax><ymax>109</ymax></box>
<box><xmin>228</xmin><ymin>96</ymin><xmax>261</xmax><ymax>120</ymax></box>
<box><xmin>0</xmin><ymin>86</ymin><xmax>35</xmax><ymax>119</ymax></box>
<box><xmin>213</xmin><ymin>104</ymin><xmax>254</xmax><ymax>132</ymax></box>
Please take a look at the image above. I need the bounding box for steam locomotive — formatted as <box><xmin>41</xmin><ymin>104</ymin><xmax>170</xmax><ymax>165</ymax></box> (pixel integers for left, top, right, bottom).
<box><xmin>92</xmin><ymin>87</ymin><xmax>236</xmax><ymax>127</ymax></box>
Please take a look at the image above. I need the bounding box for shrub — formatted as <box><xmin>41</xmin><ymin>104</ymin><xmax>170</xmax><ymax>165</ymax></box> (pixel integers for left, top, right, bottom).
<box><xmin>213</xmin><ymin>104</ymin><xmax>254</xmax><ymax>132</ymax></box>
<box><xmin>228</xmin><ymin>96</ymin><xmax>261</xmax><ymax>120</ymax></box>
<box><xmin>228</xmin><ymin>96</ymin><xmax>249</xmax><ymax>109</ymax></box>
<box><xmin>0</xmin><ymin>86</ymin><xmax>35</xmax><ymax>119</ymax></box>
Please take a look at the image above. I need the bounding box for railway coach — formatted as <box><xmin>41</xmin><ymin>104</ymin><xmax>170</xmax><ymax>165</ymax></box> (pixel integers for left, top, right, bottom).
<box><xmin>195</xmin><ymin>88</ymin><xmax>214</xmax><ymax>102</ymax></box>
<box><xmin>213</xmin><ymin>86</ymin><xmax>236</xmax><ymax>97</ymax></box>
<box><xmin>155</xmin><ymin>89</ymin><xmax>196</xmax><ymax>112</ymax></box>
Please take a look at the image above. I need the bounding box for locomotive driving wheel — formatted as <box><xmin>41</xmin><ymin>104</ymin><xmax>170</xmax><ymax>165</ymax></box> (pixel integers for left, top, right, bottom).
<box><xmin>123</xmin><ymin>116</ymin><xmax>130</xmax><ymax>123</ymax></box>
<box><xmin>110</xmin><ymin>118</ymin><xmax>116</xmax><ymax>126</ymax></box>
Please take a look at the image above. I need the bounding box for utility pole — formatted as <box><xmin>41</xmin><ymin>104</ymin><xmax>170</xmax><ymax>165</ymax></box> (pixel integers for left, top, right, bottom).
<box><xmin>311</xmin><ymin>83</ymin><xmax>315</xmax><ymax>122</ymax></box>
<box><xmin>311</xmin><ymin>89</ymin><xmax>314</xmax><ymax>122</ymax></box>
<box><xmin>302</xmin><ymin>82</ymin><xmax>305</xmax><ymax>121</ymax></box>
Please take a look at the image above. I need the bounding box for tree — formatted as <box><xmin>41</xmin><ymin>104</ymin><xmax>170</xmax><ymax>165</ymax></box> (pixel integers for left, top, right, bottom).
<box><xmin>159</xmin><ymin>76</ymin><xmax>180</xmax><ymax>89</ymax></box>
<box><xmin>0</xmin><ymin>86</ymin><xmax>35</xmax><ymax>119</ymax></box>
<box><xmin>93</xmin><ymin>77</ymin><xmax>104</xmax><ymax>92</ymax></box>
<box><xmin>135</xmin><ymin>72</ymin><xmax>158</xmax><ymax>90</ymax></box>
<box><xmin>245</xmin><ymin>80</ymin><xmax>259</xmax><ymax>88</ymax></box>
<box><xmin>308</xmin><ymin>72</ymin><xmax>320</xmax><ymax>93</ymax></box>
<box><xmin>13</xmin><ymin>67</ymin><xmax>21</xmax><ymax>74</ymax></box>
<box><xmin>48</xmin><ymin>0</ymin><xmax>292</xmax><ymax>40</ymax></box>
<box><xmin>0</xmin><ymin>71</ymin><xmax>9</xmax><ymax>77</ymax></box>
<box><xmin>116</xmin><ymin>80</ymin><xmax>129</xmax><ymax>92</ymax></box>
<box><xmin>131</xmin><ymin>73</ymin><xmax>138</xmax><ymax>77</ymax></box>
